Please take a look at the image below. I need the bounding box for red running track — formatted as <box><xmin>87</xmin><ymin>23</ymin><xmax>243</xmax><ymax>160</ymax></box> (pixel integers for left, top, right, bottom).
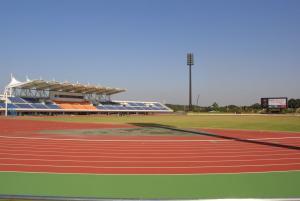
<box><xmin>0</xmin><ymin>118</ymin><xmax>299</xmax><ymax>174</ymax></box>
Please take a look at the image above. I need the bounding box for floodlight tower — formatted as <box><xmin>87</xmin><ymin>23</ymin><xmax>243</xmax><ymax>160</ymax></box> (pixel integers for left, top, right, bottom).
<box><xmin>187</xmin><ymin>53</ymin><xmax>194</xmax><ymax>111</ymax></box>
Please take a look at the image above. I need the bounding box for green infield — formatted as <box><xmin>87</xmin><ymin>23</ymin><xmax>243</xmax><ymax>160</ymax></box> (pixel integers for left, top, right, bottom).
<box><xmin>1</xmin><ymin>171</ymin><xmax>300</xmax><ymax>199</ymax></box>
<box><xmin>27</xmin><ymin>114</ymin><xmax>300</xmax><ymax>132</ymax></box>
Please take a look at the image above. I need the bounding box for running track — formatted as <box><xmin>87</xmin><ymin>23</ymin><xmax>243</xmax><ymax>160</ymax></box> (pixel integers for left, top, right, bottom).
<box><xmin>0</xmin><ymin>118</ymin><xmax>300</xmax><ymax>174</ymax></box>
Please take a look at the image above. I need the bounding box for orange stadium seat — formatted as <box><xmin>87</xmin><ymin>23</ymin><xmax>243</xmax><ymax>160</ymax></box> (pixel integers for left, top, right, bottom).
<box><xmin>54</xmin><ymin>101</ymin><xmax>96</xmax><ymax>110</ymax></box>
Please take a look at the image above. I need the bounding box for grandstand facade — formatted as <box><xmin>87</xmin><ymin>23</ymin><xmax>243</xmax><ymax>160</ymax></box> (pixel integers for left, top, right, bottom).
<box><xmin>0</xmin><ymin>75</ymin><xmax>172</xmax><ymax>116</ymax></box>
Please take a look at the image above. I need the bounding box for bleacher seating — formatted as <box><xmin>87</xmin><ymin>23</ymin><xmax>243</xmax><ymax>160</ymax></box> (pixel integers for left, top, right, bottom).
<box><xmin>45</xmin><ymin>104</ymin><xmax>61</xmax><ymax>109</ymax></box>
<box><xmin>0</xmin><ymin>98</ymin><xmax>171</xmax><ymax>112</ymax></box>
<box><xmin>136</xmin><ymin>103</ymin><xmax>146</xmax><ymax>107</ymax></box>
<box><xmin>7</xmin><ymin>103</ymin><xmax>18</xmax><ymax>109</ymax></box>
<box><xmin>8</xmin><ymin>97</ymin><xmax>27</xmax><ymax>103</ymax></box>
<box><xmin>23</xmin><ymin>98</ymin><xmax>40</xmax><ymax>103</ymax></box>
<box><xmin>1</xmin><ymin>76</ymin><xmax>172</xmax><ymax>115</ymax></box>
<box><xmin>127</xmin><ymin>102</ymin><xmax>138</xmax><ymax>107</ymax></box>
<box><xmin>2</xmin><ymin>97</ymin><xmax>63</xmax><ymax>110</ymax></box>
<box><xmin>58</xmin><ymin>103</ymin><xmax>73</xmax><ymax>109</ymax></box>
<box><xmin>55</xmin><ymin>101</ymin><xmax>96</xmax><ymax>110</ymax></box>
<box><xmin>95</xmin><ymin>101</ymin><xmax>169</xmax><ymax>111</ymax></box>
<box><xmin>14</xmin><ymin>104</ymin><xmax>33</xmax><ymax>109</ymax></box>
<box><xmin>31</xmin><ymin>103</ymin><xmax>49</xmax><ymax>109</ymax></box>
<box><xmin>0</xmin><ymin>103</ymin><xmax>18</xmax><ymax>109</ymax></box>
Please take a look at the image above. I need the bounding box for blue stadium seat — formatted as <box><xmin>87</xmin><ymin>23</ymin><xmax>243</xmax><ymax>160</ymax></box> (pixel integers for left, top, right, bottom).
<box><xmin>46</xmin><ymin>104</ymin><xmax>61</xmax><ymax>109</ymax></box>
<box><xmin>135</xmin><ymin>103</ymin><xmax>146</xmax><ymax>107</ymax></box>
<box><xmin>123</xmin><ymin>107</ymin><xmax>132</xmax><ymax>110</ymax></box>
<box><xmin>127</xmin><ymin>102</ymin><xmax>138</xmax><ymax>107</ymax></box>
<box><xmin>7</xmin><ymin>103</ymin><xmax>18</xmax><ymax>109</ymax></box>
<box><xmin>31</xmin><ymin>103</ymin><xmax>49</xmax><ymax>109</ymax></box>
<box><xmin>151</xmin><ymin>107</ymin><xmax>164</xmax><ymax>110</ymax></box>
<box><xmin>153</xmin><ymin>103</ymin><xmax>163</xmax><ymax>107</ymax></box>
<box><xmin>14</xmin><ymin>104</ymin><xmax>33</xmax><ymax>109</ymax></box>
<box><xmin>8</xmin><ymin>97</ymin><xmax>27</xmax><ymax>103</ymax></box>
<box><xmin>105</xmin><ymin>106</ymin><xmax>116</xmax><ymax>110</ymax></box>
<box><xmin>23</xmin><ymin>98</ymin><xmax>40</xmax><ymax>103</ymax></box>
<box><xmin>117</xmin><ymin>106</ymin><xmax>126</xmax><ymax>110</ymax></box>
<box><xmin>96</xmin><ymin>105</ymin><xmax>106</xmax><ymax>110</ymax></box>
<box><xmin>93</xmin><ymin>102</ymin><xmax>171</xmax><ymax>112</ymax></box>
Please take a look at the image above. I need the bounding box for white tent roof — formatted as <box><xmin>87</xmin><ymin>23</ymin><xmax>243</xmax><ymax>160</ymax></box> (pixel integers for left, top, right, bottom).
<box><xmin>7</xmin><ymin>75</ymin><xmax>22</xmax><ymax>87</ymax></box>
<box><xmin>6</xmin><ymin>76</ymin><xmax>125</xmax><ymax>95</ymax></box>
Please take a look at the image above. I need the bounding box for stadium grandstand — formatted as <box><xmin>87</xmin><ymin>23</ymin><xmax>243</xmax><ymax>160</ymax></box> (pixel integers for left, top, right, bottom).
<box><xmin>0</xmin><ymin>75</ymin><xmax>172</xmax><ymax>116</ymax></box>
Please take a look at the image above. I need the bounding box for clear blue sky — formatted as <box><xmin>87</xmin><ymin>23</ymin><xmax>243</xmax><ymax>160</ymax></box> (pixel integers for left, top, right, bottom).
<box><xmin>1</xmin><ymin>0</ymin><xmax>299</xmax><ymax>106</ymax></box>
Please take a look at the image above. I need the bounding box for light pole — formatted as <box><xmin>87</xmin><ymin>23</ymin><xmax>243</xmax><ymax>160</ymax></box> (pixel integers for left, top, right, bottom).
<box><xmin>4</xmin><ymin>91</ymin><xmax>8</xmax><ymax>116</ymax></box>
<box><xmin>187</xmin><ymin>53</ymin><xmax>194</xmax><ymax>111</ymax></box>
<box><xmin>196</xmin><ymin>94</ymin><xmax>200</xmax><ymax>106</ymax></box>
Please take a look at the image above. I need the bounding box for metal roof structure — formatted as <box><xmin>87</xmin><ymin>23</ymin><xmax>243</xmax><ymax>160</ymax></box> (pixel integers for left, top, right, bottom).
<box><xmin>6</xmin><ymin>76</ymin><xmax>126</xmax><ymax>95</ymax></box>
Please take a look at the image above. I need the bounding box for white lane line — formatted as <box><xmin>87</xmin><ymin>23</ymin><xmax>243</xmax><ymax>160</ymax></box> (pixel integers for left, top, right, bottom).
<box><xmin>1</xmin><ymin>162</ymin><xmax>300</xmax><ymax>169</ymax></box>
<box><xmin>0</xmin><ymin>152</ymin><xmax>299</xmax><ymax>159</ymax></box>
<box><xmin>0</xmin><ymin>157</ymin><xmax>299</xmax><ymax>163</ymax></box>
<box><xmin>240</xmin><ymin>137</ymin><xmax>300</xmax><ymax>141</ymax></box>
<box><xmin>0</xmin><ymin>139</ymin><xmax>245</xmax><ymax>144</ymax></box>
<box><xmin>0</xmin><ymin>148</ymin><xmax>294</xmax><ymax>155</ymax></box>
<box><xmin>1</xmin><ymin>134</ymin><xmax>300</xmax><ymax>142</ymax></box>
<box><xmin>0</xmin><ymin>144</ymin><xmax>281</xmax><ymax>152</ymax></box>
<box><xmin>1</xmin><ymin>169</ymin><xmax>300</xmax><ymax>176</ymax></box>
<box><xmin>0</xmin><ymin>141</ymin><xmax>299</xmax><ymax>152</ymax></box>
<box><xmin>2</xmin><ymin>136</ymin><xmax>299</xmax><ymax>144</ymax></box>
<box><xmin>0</xmin><ymin>142</ymin><xmax>260</xmax><ymax>148</ymax></box>
<box><xmin>0</xmin><ymin>135</ymin><xmax>228</xmax><ymax>142</ymax></box>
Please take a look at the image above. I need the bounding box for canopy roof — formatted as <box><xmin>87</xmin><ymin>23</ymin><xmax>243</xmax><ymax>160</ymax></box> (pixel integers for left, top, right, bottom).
<box><xmin>6</xmin><ymin>76</ymin><xmax>125</xmax><ymax>95</ymax></box>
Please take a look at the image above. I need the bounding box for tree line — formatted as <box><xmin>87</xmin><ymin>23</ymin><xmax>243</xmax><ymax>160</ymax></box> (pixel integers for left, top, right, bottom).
<box><xmin>166</xmin><ymin>98</ymin><xmax>300</xmax><ymax>113</ymax></box>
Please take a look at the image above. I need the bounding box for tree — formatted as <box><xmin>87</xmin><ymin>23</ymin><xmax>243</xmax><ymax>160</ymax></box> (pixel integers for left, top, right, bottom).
<box><xmin>288</xmin><ymin>99</ymin><xmax>297</xmax><ymax>108</ymax></box>
<box><xmin>226</xmin><ymin>105</ymin><xmax>240</xmax><ymax>113</ymax></box>
<box><xmin>296</xmin><ymin>99</ymin><xmax>300</xmax><ymax>108</ymax></box>
<box><xmin>211</xmin><ymin>102</ymin><xmax>219</xmax><ymax>111</ymax></box>
<box><xmin>250</xmin><ymin>103</ymin><xmax>261</xmax><ymax>110</ymax></box>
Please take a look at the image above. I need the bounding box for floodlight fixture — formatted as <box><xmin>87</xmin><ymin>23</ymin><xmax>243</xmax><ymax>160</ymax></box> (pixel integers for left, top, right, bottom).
<box><xmin>187</xmin><ymin>53</ymin><xmax>194</xmax><ymax>66</ymax></box>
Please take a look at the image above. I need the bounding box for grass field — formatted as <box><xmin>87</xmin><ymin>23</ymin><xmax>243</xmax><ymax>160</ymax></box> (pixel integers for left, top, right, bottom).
<box><xmin>1</xmin><ymin>114</ymin><xmax>300</xmax><ymax>200</ymax></box>
<box><xmin>28</xmin><ymin>114</ymin><xmax>300</xmax><ymax>132</ymax></box>
<box><xmin>1</xmin><ymin>171</ymin><xmax>300</xmax><ymax>199</ymax></box>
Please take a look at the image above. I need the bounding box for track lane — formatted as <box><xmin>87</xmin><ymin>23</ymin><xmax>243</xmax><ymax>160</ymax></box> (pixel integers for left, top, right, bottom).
<box><xmin>0</xmin><ymin>118</ymin><xmax>300</xmax><ymax>174</ymax></box>
<box><xmin>1</xmin><ymin>163</ymin><xmax>300</xmax><ymax>174</ymax></box>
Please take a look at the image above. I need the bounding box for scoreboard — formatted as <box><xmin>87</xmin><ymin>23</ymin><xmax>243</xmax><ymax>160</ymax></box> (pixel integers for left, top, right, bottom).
<box><xmin>261</xmin><ymin>97</ymin><xmax>288</xmax><ymax>109</ymax></box>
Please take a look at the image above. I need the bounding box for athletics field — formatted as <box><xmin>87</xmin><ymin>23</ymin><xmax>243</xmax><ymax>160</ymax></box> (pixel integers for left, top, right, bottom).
<box><xmin>0</xmin><ymin>114</ymin><xmax>300</xmax><ymax>200</ymax></box>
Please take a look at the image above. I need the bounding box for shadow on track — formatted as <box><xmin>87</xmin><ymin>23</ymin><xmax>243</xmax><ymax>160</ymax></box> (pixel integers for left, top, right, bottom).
<box><xmin>130</xmin><ymin>123</ymin><xmax>300</xmax><ymax>151</ymax></box>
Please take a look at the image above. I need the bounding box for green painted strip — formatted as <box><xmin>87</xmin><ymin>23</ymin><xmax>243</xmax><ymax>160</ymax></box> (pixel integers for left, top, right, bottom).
<box><xmin>25</xmin><ymin>115</ymin><xmax>300</xmax><ymax>132</ymax></box>
<box><xmin>1</xmin><ymin>171</ymin><xmax>300</xmax><ymax>199</ymax></box>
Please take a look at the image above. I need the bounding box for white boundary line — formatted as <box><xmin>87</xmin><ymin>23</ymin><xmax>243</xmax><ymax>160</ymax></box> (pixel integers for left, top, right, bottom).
<box><xmin>1</xmin><ymin>162</ymin><xmax>300</xmax><ymax>169</ymax></box>
<box><xmin>1</xmin><ymin>169</ymin><xmax>300</xmax><ymax>176</ymax></box>
<box><xmin>0</xmin><ymin>144</ymin><xmax>286</xmax><ymax>152</ymax></box>
<box><xmin>0</xmin><ymin>139</ymin><xmax>270</xmax><ymax>146</ymax></box>
<box><xmin>0</xmin><ymin>148</ymin><xmax>295</xmax><ymax>156</ymax></box>
<box><xmin>0</xmin><ymin>135</ymin><xmax>228</xmax><ymax>142</ymax></box>
<box><xmin>1</xmin><ymin>135</ymin><xmax>300</xmax><ymax>142</ymax></box>
<box><xmin>0</xmin><ymin>152</ymin><xmax>299</xmax><ymax>159</ymax></box>
<box><xmin>0</xmin><ymin>157</ymin><xmax>299</xmax><ymax>163</ymax></box>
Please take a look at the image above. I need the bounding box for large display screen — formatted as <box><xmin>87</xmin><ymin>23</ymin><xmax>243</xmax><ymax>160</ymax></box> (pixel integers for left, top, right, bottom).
<box><xmin>261</xmin><ymin>97</ymin><xmax>288</xmax><ymax>109</ymax></box>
